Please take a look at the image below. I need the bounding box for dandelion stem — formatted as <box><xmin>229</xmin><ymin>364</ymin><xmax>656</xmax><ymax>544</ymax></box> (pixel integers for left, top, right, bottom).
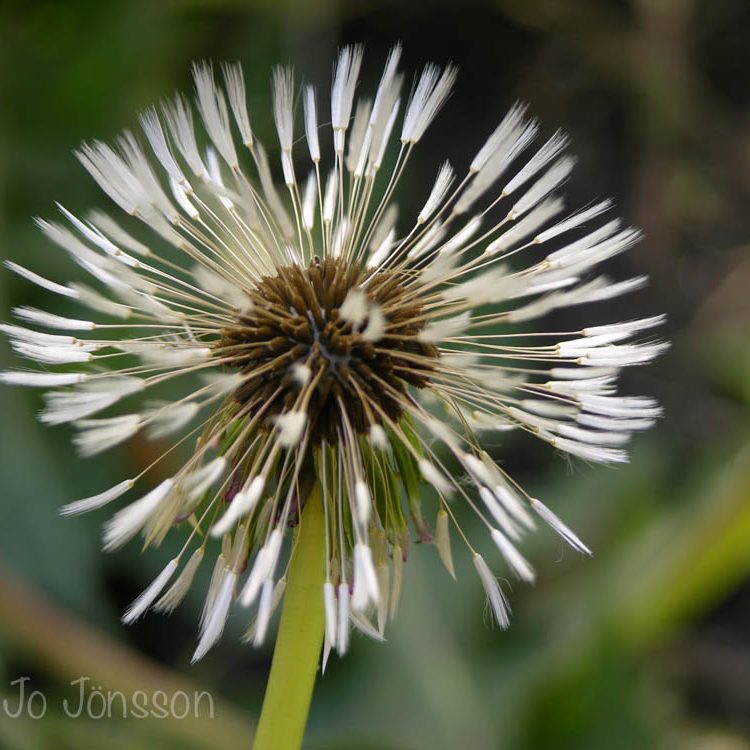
<box><xmin>252</xmin><ymin>484</ymin><xmax>326</xmax><ymax>750</ymax></box>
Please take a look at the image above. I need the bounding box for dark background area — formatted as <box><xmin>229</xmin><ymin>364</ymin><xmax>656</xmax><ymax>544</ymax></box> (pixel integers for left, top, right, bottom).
<box><xmin>0</xmin><ymin>1</ymin><xmax>749</xmax><ymax>748</ymax></box>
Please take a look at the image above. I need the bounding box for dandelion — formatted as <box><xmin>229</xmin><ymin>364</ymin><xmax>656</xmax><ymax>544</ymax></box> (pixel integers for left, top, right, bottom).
<box><xmin>1</xmin><ymin>44</ymin><xmax>666</xmax><ymax>748</ymax></box>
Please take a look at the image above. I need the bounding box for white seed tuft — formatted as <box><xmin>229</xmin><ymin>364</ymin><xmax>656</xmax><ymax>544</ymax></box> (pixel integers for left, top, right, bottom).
<box><xmin>418</xmin><ymin>161</ymin><xmax>454</xmax><ymax>223</ymax></box>
<box><xmin>490</xmin><ymin>529</ymin><xmax>535</xmax><ymax>583</ymax></box>
<box><xmin>351</xmin><ymin>544</ymin><xmax>379</xmax><ymax>611</ymax></box>
<box><xmin>210</xmin><ymin>476</ymin><xmax>265</xmax><ymax>537</ymax></box>
<box><xmin>154</xmin><ymin>548</ymin><xmax>204</xmax><ymax>614</ymax></box>
<box><xmin>102</xmin><ymin>479</ymin><xmax>174</xmax><ymax>551</ymax></box>
<box><xmin>473</xmin><ymin>553</ymin><xmax>510</xmax><ymax>629</ymax></box>
<box><xmin>5</xmin><ymin>261</ymin><xmax>78</xmax><ymax>298</ymax></box>
<box><xmin>14</xmin><ymin>307</ymin><xmax>94</xmax><ymax>331</ymax></box>
<box><xmin>122</xmin><ymin>559</ymin><xmax>179</xmax><ymax>624</ymax></box>
<box><xmin>192</xmin><ymin>62</ymin><xmax>237</xmax><ymax>168</ymax></box>
<box><xmin>530</xmin><ymin>498</ymin><xmax>591</xmax><ymax>555</ymax></box>
<box><xmin>323</xmin><ymin>581</ymin><xmax>338</xmax><ymax>647</ymax></box>
<box><xmin>222</xmin><ymin>62</ymin><xmax>254</xmax><ymax>147</ymax></box>
<box><xmin>41</xmin><ymin>377</ymin><xmax>144</xmax><ymax>425</ymax></box>
<box><xmin>368</xmin><ymin>424</ymin><xmax>388</xmax><ymax>450</ymax></box>
<box><xmin>302</xmin><ymin>171</ymin><xmax>317</xmax><ymax>231</ymax></box>
<box><xmin>192</xmin><ymin>570</ymin><xmax>237</xmax><ymax>662</ymax></box>
<box><xmin>271</xmin><ymin>66</ymin><xmax>295</xmax><ymax>184</ymax></box>
<box><xmin>354</xmin><ymin>480</ymin><xmax>371</xmax><ymax>527</ymax></box>
<box><xmin>331</xmin><ymin>45</ymin><xmax>364</xmax><ymax>151</ymax></box>
<box><xmin>401</xmin><ymin>63</ymin><xmax>457</xmax><ymax>144</ymax></box>
<box><xmin>0</xmin><ymin>371</ymin><xmax>86</xmax><ymax>388</ymax></box>
<box><xmin>182</xmin><ymin>458</ymin><xmax>228</xmax><ymax>502</ymax></box>
<box><xmin>273</xmin><ymin>410</ymin><xmax>307</xmax><ymax>447</ymax></box>
<box><xmin>418</xmin><ymin>459</ymin><xmax>454</xmax><ymax>496</ymax></box>
<box><xmin>253</xmin><ymin>579</ymin><xmax>275</xmax><ymax>647</ymax></box>
<box><xmin>74</xmin><ymin>414</ymin><xmax>142</xmax><ymax>457</ymax></box>
<box><xmin>303</xmin><ymin>85</ymin><xmax>320</xmax><ymax>162</ymax></box>
<box><xmin>61</xmin><ymin>479</ymin><xmax>134</xmax><ymax>517</ymax></box>
<box><xmin>146</xmin><ymin>402</ymin><xmax>200</xmax><ymax>440</ymax></box>
<box><xmin>418</xmin><ymin>311</ymin><xmax>471</xmax><ymax>343</ymax></box>
<box><xmin>339</xmin><ymin>289</ymin><xmax>369</xmax><ymax>328</ymax></box>
<box><xmin>336</xmin><ymin>582</ymin><xmax>350</xmax><ymax>655</ymax></box>
<box><xmin>362</xmin><ymin>304</ymin><xmax>386</xmax><ymax>342</ymax></box>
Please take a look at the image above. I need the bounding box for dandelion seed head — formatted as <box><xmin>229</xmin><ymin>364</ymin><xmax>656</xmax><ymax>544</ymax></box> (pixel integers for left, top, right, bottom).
<box><xmin>1</xmin><ymin>45</ymin><xmax>666</xmax><ymax>659</ymax></box>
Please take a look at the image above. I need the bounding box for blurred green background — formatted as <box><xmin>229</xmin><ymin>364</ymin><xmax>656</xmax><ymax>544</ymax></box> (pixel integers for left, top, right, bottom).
<box><xmin>0</xmin><ymin>0</ymin><xmax>749</xmax><ymax>748</ymax></box>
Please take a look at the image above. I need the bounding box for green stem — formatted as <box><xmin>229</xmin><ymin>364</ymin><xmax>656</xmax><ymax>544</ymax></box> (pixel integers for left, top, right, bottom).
<box><xmin>252</xmin><ymin>485</ymin><xmax>326</xmax><ymax>750</ymax></box>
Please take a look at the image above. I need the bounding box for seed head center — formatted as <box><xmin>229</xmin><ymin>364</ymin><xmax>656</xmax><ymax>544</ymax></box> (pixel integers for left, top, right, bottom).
<box><xmin>219</xmin><ymin>256</ymin><xmax>438</xmax><ymax>445</ymax></box>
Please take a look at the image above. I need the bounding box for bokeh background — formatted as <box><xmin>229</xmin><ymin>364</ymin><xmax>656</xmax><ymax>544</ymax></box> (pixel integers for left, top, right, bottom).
<box><xmin>1</xmin><ymin>1</ymin><xmax>749</xmax><ymax>748</ymax></box>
